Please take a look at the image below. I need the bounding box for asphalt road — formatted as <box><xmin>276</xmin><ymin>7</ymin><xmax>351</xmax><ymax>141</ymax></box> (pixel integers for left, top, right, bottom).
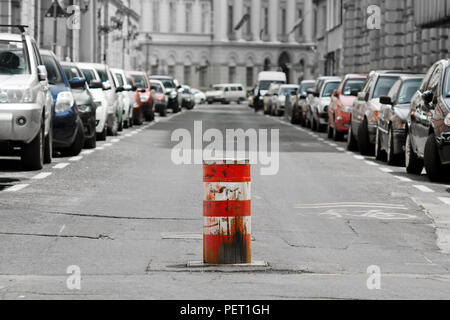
<box><xmin>1</xmin><ymin>103</ymin><xmax>450</xmax><ymax>299</ymax></box>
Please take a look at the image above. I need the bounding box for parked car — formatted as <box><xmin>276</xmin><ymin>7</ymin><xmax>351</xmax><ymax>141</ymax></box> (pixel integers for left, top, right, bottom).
<box><xmin>129</xmin><ymin>71</ymin><xmax>154</xmax><ymax>121</ymax></box>
<box><xmin>41</xmin><ymin>50</ymin><xmax>84</xmax><ymax>157</ymax></box>
<box><xmin>263</xmin><ymin>83</ymin><xmax>281</xmax><ymax>115</ymax></box>
<box><xmin>375</xmin><ymin>74</ymin><xmax>424</xmax><ymax>165</ymax></box>
<box><xmin>179</xmin><ymin>85</ymin><xmax>195</xmax><ymax>110</ymax></box>
<box><xmin>0</xmin><ymin>29</ymin><xmax>53</xmax><ymax>170</ymax></box>
<box><xmin>327</xmin><ymin>74</ymin><xmax>367</xmax><ymax>141</ymax></box>
<box><xmin>150</xmin><ymin>79</ymin><xmax>168</xmax><ymax>116</ymax></box>
<box><xmin>253</xmin><ymin>72</ymin><xmax>287</xmax><ymax>112</ymax></box>
<box><xmin>149</xmin><ymin>75</ymin><xmax>180</xmax><ymax>113</ymax></box>
<box><xmin>61</xmin><ymin>62</ymin><xmax>97</xmax><ymax>149</ymax></box>
<box><xmin>77</xmin><ymin>63</ymin><xmax>108</xmax><ymax>140</ymax></box>
<box><xmin>111</xmin><ymin>68</ymin><xmax>134</xmax><ymax>129</ymax></box>
<box><xmin>406</xmin><ymin>59</ymin><xmax>450</xmax><ymax>181</ymax></box>
<box><xmin>348</xmin><ymin>71</ymin><xmax>406</xmax><ymax>155</ymax></box>
<box><xmin>307</xmin><ymin>78</ymin><xmax>342</xmax><ymax>132</ymax></box>
<box><xmin>191</xmin><ymin>88</ymin><xmax>206</xmax><ymax>104</ymax></box>
<box><xmin>304</xmin><ymin>76</ymin><xmax>341</xmax><ymax>129</ymax></box>
<box><xmin>285</xmin><ymin>80</ymin><xmax>315</xmax><ymax>124</ymax></box>
<box><xmin>126</xmin><ymin>75</ymin><xmax>145</xmax><ymax>125</ymax></box>
<box><xmin>272</xmin><ymin>84</ymin><xmax>299</xmax><ymax>116</ymax></box>
<box><xmin>206</xmin><ymin>84</ymin><xmax>226</xmax><ymax>104</ymax></box>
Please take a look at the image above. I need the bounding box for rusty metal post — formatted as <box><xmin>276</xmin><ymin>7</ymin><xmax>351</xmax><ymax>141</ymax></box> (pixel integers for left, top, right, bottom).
<box><xmin>203</xmin><ymin>159</ymin><xmax>251</xmax><ymax>265</ymax></box>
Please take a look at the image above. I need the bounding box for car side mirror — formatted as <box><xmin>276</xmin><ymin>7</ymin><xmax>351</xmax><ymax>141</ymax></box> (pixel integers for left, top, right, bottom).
<box><xmin>422</xmin><ymin>91</ymin><xmax>434</xmax><ymax>107</ymax></box>
<box><xmin>379</xmin><ymin>96</ymin><xmax>392</xmax><ymax>105</ymax></box>
<box><xmin>314</xmin><ymin>92</ymin><xmax>320</xmax><ymax>97</ymax></box>
<box><xmin>37</xmin><ymin>65</ymin><xmax>48</xmax><ymax>82</ymax></box>
<box><xmin>102</xmin><ymin>82</ymin><xmax>111</xmax><ymax>91</ymax></box>
<box><xmin>306</xmin><ymin>88</ymin><xmax>315</xmax><ymax>96</ymax></box>
<box><xmin>69</xmin><ymin>77</ymin><xmax>86</xmax><ymax>89</ymax></box>
<box><xmin>89</xmin><ymin>80</ymin><xmax>102</xmax><ymax>89</ymax></box>
<box><xmin>116</xmin><ymin>86</ymin><xmax>125</xmax><ymax>93</ymax></box>
<box><xmin>358</xmin><ymin>91</ymin><xmax>368</xmax><ymax>101</ymax></box>
<box><xmin>350</xmin><ymin>89</ymin><xmax>360</xmax><ymax>97</ymax></box>
<box><xmin>333</xmin><ymin>90</ymin><xmax>338</xmax><ymax>97</ymax></box>
<box><xmin>139</xmin><ymin>88</ymin><xmax>147</xmax><ymax>93</ymax></box>
<box><xmin>299</xmin><ymin>94</ymin><xmax>307</xmax><ymax>100</ymax></box>
<box><xmin>131</xmin><ymin>85</ymin><xmax>137</xmax><ymax>92</ymax></box>
<box><xmin>273</xmin><ymin>93</ymin><xmax>278</xmax><ymax>96</ymax></box>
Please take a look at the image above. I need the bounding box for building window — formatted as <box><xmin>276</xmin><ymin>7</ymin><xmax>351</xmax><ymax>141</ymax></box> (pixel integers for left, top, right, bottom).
<box><xmin>228</xmin><ymin>5</ymin><xmax>234</xmax><ymax>35</ymax></box>
<box><xmin>264</xmin><ymin>7</ymin><xmax>269</xmax><ymax>35</ymax></box>
<box><xmin>169</xmin><ymin>2</ymin><xmax>177</xmax><ymax>33</ymax></box>
<box><xmin>229</xmin><ymin>66</ymin><xmax>236</xmax><ymax>83</ymax></box>
<box><xmin>185</xmin><ymin>2</ymin><xmax>193</xmax><ymax>33</ymax></box>
<box><xmin>246</xmin><ymin>67</ymin><xmax>254</xmax><ymax>87</ymax></box>
<box><xmin>153</xmin><ymin>1</ymin><xmax>160</xmax><ymax>32</ymax></box>
<box><xmin>245</xmin><ymin>5</ymin><xmax>252</xmax><ymax>36</ymax></box>
<box><xmin>184</xmin><ymin>66</ymin><xmax>192</xmax><ymax>85</ymax></box>
<box><xmin>168</xmin><ymin>65</ymin><xmax>175</xmax><ymax>77</ymax></box>
<box><xmin>151</xmin><ymin>64</ymin><xmax>158</xmax><ymax>75</ymax></box>
<box><xmin>281</xmin><ymin>8</ymin><xmax>287</xmax><ymax>35</ymax></box>
<box><xmin>199</xmin><ymin>68</ymin><xmax>207</xmax><ymax>88</ymax></box>
<box><xmin>326</xmin><ymin>0</ymin><xmax>342</xmax><ymax>31</ymax></box>
<box><xmin>297</xmin><ymin>9</ymin><xmax>303</xmax><ymax>37</ymax></box>
<box><xmin>201</xmin><ymin>3</ymin><xmax>209</xmax><ymax>33</ymax></box>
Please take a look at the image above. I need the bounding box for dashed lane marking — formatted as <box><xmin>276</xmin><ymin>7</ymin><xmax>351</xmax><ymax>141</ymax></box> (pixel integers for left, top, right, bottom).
<box><xmin>32</xmin><ymin>172</ymin><xmax>52</xmax><ymax>180</ymax></box>
<box><xmin>365</xmin><ymin>161</ymin><xmax>379</xmax><ymax>166</ymax></box>
<box><xmin>438</xmin><ymin>197</ymin><xmax>450</xmax><ymax>205</ymax></box>
<box><xmin>380</xmin><ymin>167</ymin><xmax>394</xmax><ymax>173</ymax></box>
<box><xmin>413</xmin><ymin>185</ymin><xmax>435</xmax><ymax>193</ymax></box>
<box><xmin>69</xmin><ymin>156</ymin><xmax>83</xmax><ymax>162</ymax></box>
<box><xmin>394</xmin><ymin>176</ymin><xmax>413</xmax><ymax>182</ymax></box>
<box><xmin>53</xmin><ymin>163</ymin><xmax>70</xmax><ymax>169</ymax></box>
<box><xmin>4</xmin><ymin>184</ymin><xmax>29</xmax><ymax>192</ymax></box>
<box><xmin>81</xmin><ymin>150</ymin><xmax>95</xmax><ymax>155</ymax></box>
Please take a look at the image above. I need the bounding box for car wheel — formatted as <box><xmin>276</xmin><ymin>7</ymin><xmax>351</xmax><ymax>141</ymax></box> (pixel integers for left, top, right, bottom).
<box><xmin>358</xmin><ymin>118</ymin><xmax>374</xmax><ymax>156</ymax></box>
<box><xmin>405</xmin><ymin>132</ymin><xmax>424</xmax><ymax>175</ymax></box>
<box><xmin>118</xmin><ymin>115</ymin><xmax>124</xmax><ymax>132</ymax></box>
<box><xmin>84</xmin><ymin>134</ymin><xmax>97</xmax><ymax>149</ymax></box>
<box><xmin>61</xmin><ymin>120</ymin><xmax>85</xmax><ymax>157</ymax></box>
<box><xmin>327</xmin><ymin>123</ymin><xmax>334</xmax><ymax>139</ymax></box>
<box><xmin>347</xmin><ymin>121</ymin><xmax>358</xmax><ymax>151</ymax></box>
<box><xmin>97</xmin><ymin>126</ymin><xmax>107</xmax><ymax>141</ymax></box>
<box><xmin>424</xmin><ymin>133</ymin><xmax>446</xmax><ymax>182</ymax></box>
<box><xmin>44</xmin><ymin>122</ymin><xmax>53</xmax><ymax>165</ymax></box>
<box><xmin>108</xmin><ymin>114</ymin><xmax>118</xmax><ymax>136</ymax></box>
<box><xmin>375</xmin><ymin>127</ymin><xmax>387</xmax><ymax>162</ymax></box>
<box><xmin>21</xmin><ymin>122</ymin><xmax>44</xmax><ymax>171</ymax></box>
<box><xmin>160</xmin><ymin>106</ymin><xmax>167</xmax><ymax>117</ymax></box>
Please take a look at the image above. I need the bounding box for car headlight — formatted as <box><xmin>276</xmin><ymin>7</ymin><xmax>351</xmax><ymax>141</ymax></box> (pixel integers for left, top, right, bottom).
<box><xmin>77</xmin><ymin>104</ymin><xmax>91</xmax><ymax>112</ymax></box>
<box><xmin>445</xmin><ymin>113</ymin><xmax>450</xmax><ymax>127</ymax></box>
<box><xmin>55</xmin><ymin>91</ymin><xmax>74</xmax><ymax>113</ymax></box>
<box><xmin>0</xmin><ymin>88</ymin><xmax>36</xmax><ymax>103</ymax></box>
<box><xmin>170</xmin><ymin>91</ymin><xmax>177</xmax><ymax>99</ymax></box>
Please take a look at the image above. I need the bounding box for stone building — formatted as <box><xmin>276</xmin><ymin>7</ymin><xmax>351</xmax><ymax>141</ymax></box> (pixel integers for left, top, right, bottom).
<box><xmin>137</xmin><ymin>0</ymin><xmax>317</xmax><ymax>90</ymax></box>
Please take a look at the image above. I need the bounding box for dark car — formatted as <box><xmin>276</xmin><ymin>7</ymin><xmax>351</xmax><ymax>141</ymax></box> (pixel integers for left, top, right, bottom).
<box><xmin>40</xmin><ymin>51</ymin><xmax>84</xmax><ymax>157</ymax></box>
<box><xmin>406</xmin><ymin>59</ymin><xmax>450</xmax><ymax>182</ymax></box>
<box><xmin>61</xmin><ymin>62</ymin><xmax>97</xmax><ymax>149</ymax></box>
<box><xmin>149</xmin><ymin>75</ymin><xmax>181</xmax><ymax>113</ymax></box>
<box><xmin>347</xmin><ymin>71</ymin><xmax>407</xmax><ymax>155</ymax></box>
<box><xmin>180</xmin><ymin>85</ymin><xmax>195</xmax><ymax>110</ymax></box>
<box><xmin>285</xmin><ymin>80</ymin><xmax>315</xmax><ymax>124</ymax></box>
<box><xmin>375</xmin><ymin>75</ymin><xmax>424</xmax><ymax>165</ymax></box>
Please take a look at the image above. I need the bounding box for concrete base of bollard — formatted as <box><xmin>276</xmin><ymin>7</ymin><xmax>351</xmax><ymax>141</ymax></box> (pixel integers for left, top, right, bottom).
<box><xmin>187</xmin><ymin>260</ymin><xmax>269</xmax><ymax>272</ymax></box>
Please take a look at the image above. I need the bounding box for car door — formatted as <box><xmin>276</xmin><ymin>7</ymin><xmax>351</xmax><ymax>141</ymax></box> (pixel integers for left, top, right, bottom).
<box><xmin>415</xmin><ymin>65</ymin><xmax>443</xmax><ymax>155</ymax></box>
<box><xmin>352</xmin><ymin>76</ymin><xmax>373</xmax><ymax>132</ymax></box>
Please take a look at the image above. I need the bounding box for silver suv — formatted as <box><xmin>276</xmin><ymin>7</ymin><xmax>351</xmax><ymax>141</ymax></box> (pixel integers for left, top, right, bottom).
<box><xmin>0</xmin><ymin>27</ymin><xmax>53</xmax><ymax>170</ymax></box>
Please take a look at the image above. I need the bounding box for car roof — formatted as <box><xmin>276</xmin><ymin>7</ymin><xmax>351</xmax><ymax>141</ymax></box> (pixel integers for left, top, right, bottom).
<box><xmin>280</xmin><ymin>84</ymin><xmax>299</xmax><ymax>88</ymax></box>
<box><xmin>397</xmin><ymin>74</ymin><xmax>425</xmax><ymax>80</ymax></box>
<box><xmin>150</xmin><ymin>75</ymin><xmax>173</xmax><ymax>79</ymax></box>
<box><xmin>344</xmin><ymin>74</ymin><xmax>368</xmax><ymax>79</ymax></box>
<box><xmin>300</xmin><ymin>80</ymin><xmax>316</xmax><ymax>84</ymax></box>
<box><xmin>0</xmin><ymin>33</ymin><xmax>23</xmax><ymax>42</ymax></box>
<box><xmin>77</xmin><ymin>62</ymin><xmax>107</xmax><ymax>69</ymax></box>
<box><xmin>317</xmin><ymin>76</ymin><xmax>341</xmax><ymax>80</ymax></box>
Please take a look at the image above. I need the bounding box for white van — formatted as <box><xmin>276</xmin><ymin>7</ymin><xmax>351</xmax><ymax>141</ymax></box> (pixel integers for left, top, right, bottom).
<box><xmin>256</xmin><ymin>71</ymin><xmax>287</xmax><ymax>97</ymax></box>
<box><xmin>206</xmin><ymin>83</ymin><xmax>246</xmax><ymax>104</ymax></box>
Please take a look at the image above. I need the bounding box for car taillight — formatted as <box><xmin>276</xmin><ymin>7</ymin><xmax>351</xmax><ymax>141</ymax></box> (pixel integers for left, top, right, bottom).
<box><xmin>373</xmin><ymin>111</ymin><xmax>379</xmax><ymax>123</ymax></box>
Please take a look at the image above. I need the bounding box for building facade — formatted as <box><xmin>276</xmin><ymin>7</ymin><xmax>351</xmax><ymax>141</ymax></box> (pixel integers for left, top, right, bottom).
<box><xmin>138</xmin><ymin>0</ymin><xmax>317</xmax><ymax>90</ymax></box>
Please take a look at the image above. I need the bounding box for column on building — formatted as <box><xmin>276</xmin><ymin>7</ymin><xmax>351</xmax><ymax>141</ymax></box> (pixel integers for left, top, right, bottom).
<box><xmin>287</xmin><ymin>0</ymin><xmax>296</xmax><ymax>42</ymax></box>
<box><xmin>141</xmin><ymin>0</ymin><xmax>152</xmax><ymax>31</ymax></box>
<box><xmin>160</xmin><ymin>0</ymin><xmax>170</xmax><ymax>33</ymax></box>
<box><xmin>234</xmin><ymin>0</ymin><xmax>243</xmax><ymax>40</ymax></box>
<box><xmin>193</xmin><ymin>0</ymin><xmax>202</xmax><ymax>33</ymax></box>
<box><xmin>269</xmin><ymin>0</ymin><xmax>279</xmax><ymax>42</ymax></box>
<box><xmin>213</xmin><ymin>0</ymin><xmax>228</xmax><ymax>41</ymax></box>
<box><xmin>251</xmin><ymin>0</ymin><xmax>261</xmax><ymax>41</ymax></box>
<box><xmin>176</xmin><ymin>0</ymin><xmax>185</xmax><ymax>33</ymax></box>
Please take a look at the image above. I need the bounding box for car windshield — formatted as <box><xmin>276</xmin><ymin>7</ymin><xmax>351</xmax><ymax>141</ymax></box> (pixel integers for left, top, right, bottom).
<box><xmin>322</xmin><ymin>82</ymin><xmax>340</xmax><ymax>97</ymax></box>
<box><xmin>151</xmin><ymin>82</ymin><xmax>163</xmax><ymax>92</ymax></box>
<box><xmin>299</xmin><ymin>83</ymin><xmax>314</xmax><ymax>95</ymax></box>
<box><xmin>95</xmin><ymin>68</ymin><xmax>109</xmax><ymax>83</ymax></box>
<box><xmin>373</xmin><ymin>76</ymin><xmax>399</xmax><ymax>99</ymax></box>
<box><xmin>42</xmin><ymin>54</ymin><xmax>63</xmax><ymax>85</ymax></box>
<box><xmin>0</xmin><ymin>40</ymin><xmax>30</xmax><ymax>75</ymax></box>
<box><xmin>80</xmin><ymin>68</ymin><xmax>98</xmax><ymax>83</ymax></box>
<box><xmin>259</xmin><ymin>80</ymin><xmax>284</xmax><ymax>91</ymax></box>
<box><xmin>152</xmin><ymin>78</ymin><xmax>175</xmax><ymax>88</ymax></box>
<box><xmin>396</xmin><ymin>79</ymin><xmax>422</xmax><ymax>104</ymax></box>
<box><xmin>280</xmin><ymin>87</ymin><xmax>298</xmax><ymax>95</ymax></box>
<box><xmin>343</xmin><ymin>79</ymin><xmax>366</xmax><ymax>96</ymax></box>
<box><xmin>132</xmin><ymin>75</ymin><xmax>148</xmax><ymax>89</ymax></box>
<box><xmin>62</xmin><ymin>66</ymin><xmax>81</xmax><ymax>81</ymax></box>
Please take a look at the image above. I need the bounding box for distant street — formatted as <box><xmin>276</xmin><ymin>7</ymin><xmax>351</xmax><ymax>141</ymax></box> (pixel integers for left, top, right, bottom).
<box><xmin>1</xmin><ymin>103</ymin><xmax>450</xmax><ymax>299</ymax></box>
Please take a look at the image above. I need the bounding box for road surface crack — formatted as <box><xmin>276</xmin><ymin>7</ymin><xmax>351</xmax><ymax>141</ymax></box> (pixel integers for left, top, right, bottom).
<box><xmin>0</xmin><ymin>231</ymin><xmax>114</xmax><ymax>241</ymax></box>
<box><xmin>45</xmin><ymin>211</ymin><xmax>199</xmax><ymax>221</ymax></box>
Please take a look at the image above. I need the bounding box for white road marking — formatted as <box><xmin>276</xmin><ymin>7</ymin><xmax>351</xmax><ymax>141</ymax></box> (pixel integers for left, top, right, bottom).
<box><xmin>354</xmin><ymin>155</ymin><xmax>365</xmax><ymax>160</ymax></box>
<box><xmin>365</xmin><ymin>161</ymin><xmax>379</xmax><ymax>166</ymax></box>
<box><xmin>53</xmin><ymin>163</ymin><xmax>70</xmax><ymax>169</ymax></box>
<box><xmin>394</xmin><ymin>176</ymin><xmax>412</xmax><ymax>182</ymax></box>
<box><xmin>32</xmin><ymin>172</ymin><xmax>52</xmax><ymax>180</ymax></box>
<box><xmin>438</xmin><ymin>197</ymin><xmax>450</xmax><ymax>205</ymax></box>
<box><xmin>96</xmin><ymin>147</ymin><xmax>105</xmax><ymax>150</ymax></box>
<box><xmin>336</xmin><ymin>147</ymin><xmax>345</xmax><ymax>152</ymax></box>
<box><xmin>69</xmin><ymin>156</ymin><xmax>83</xmax><ymax>162</ymax></box>
<box><xmin>81</xmin><ymin>150</ymin><xmax>95</xmax><ymax>155</ymax></box>
<box><xmin>413</xmin><ymin>185</ymin><xmax>435</xmax><ymax>193</ymax></box>
<box><xmin>380</xmin><ymin>167</ymin><xmax>394</xmax><ymax>173</ymax></box>
<box><xmin>103</xmin><ymin>143</ymin><xmax>113</xmax><ymax>147</ymax></box>
<box><xmin>328</xmin><ymin>143</ymin><xmax>338</xmax><ymax>147</ymax></box>
<box><xmin>59</xmin><ymin>225</ymin><xmax>66</xmax><ymax>234</ymax></box>
<box><xmin>4</xmin><ymin>184</ymin><xmax>29</xmax><ymax>192</ymax></box>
